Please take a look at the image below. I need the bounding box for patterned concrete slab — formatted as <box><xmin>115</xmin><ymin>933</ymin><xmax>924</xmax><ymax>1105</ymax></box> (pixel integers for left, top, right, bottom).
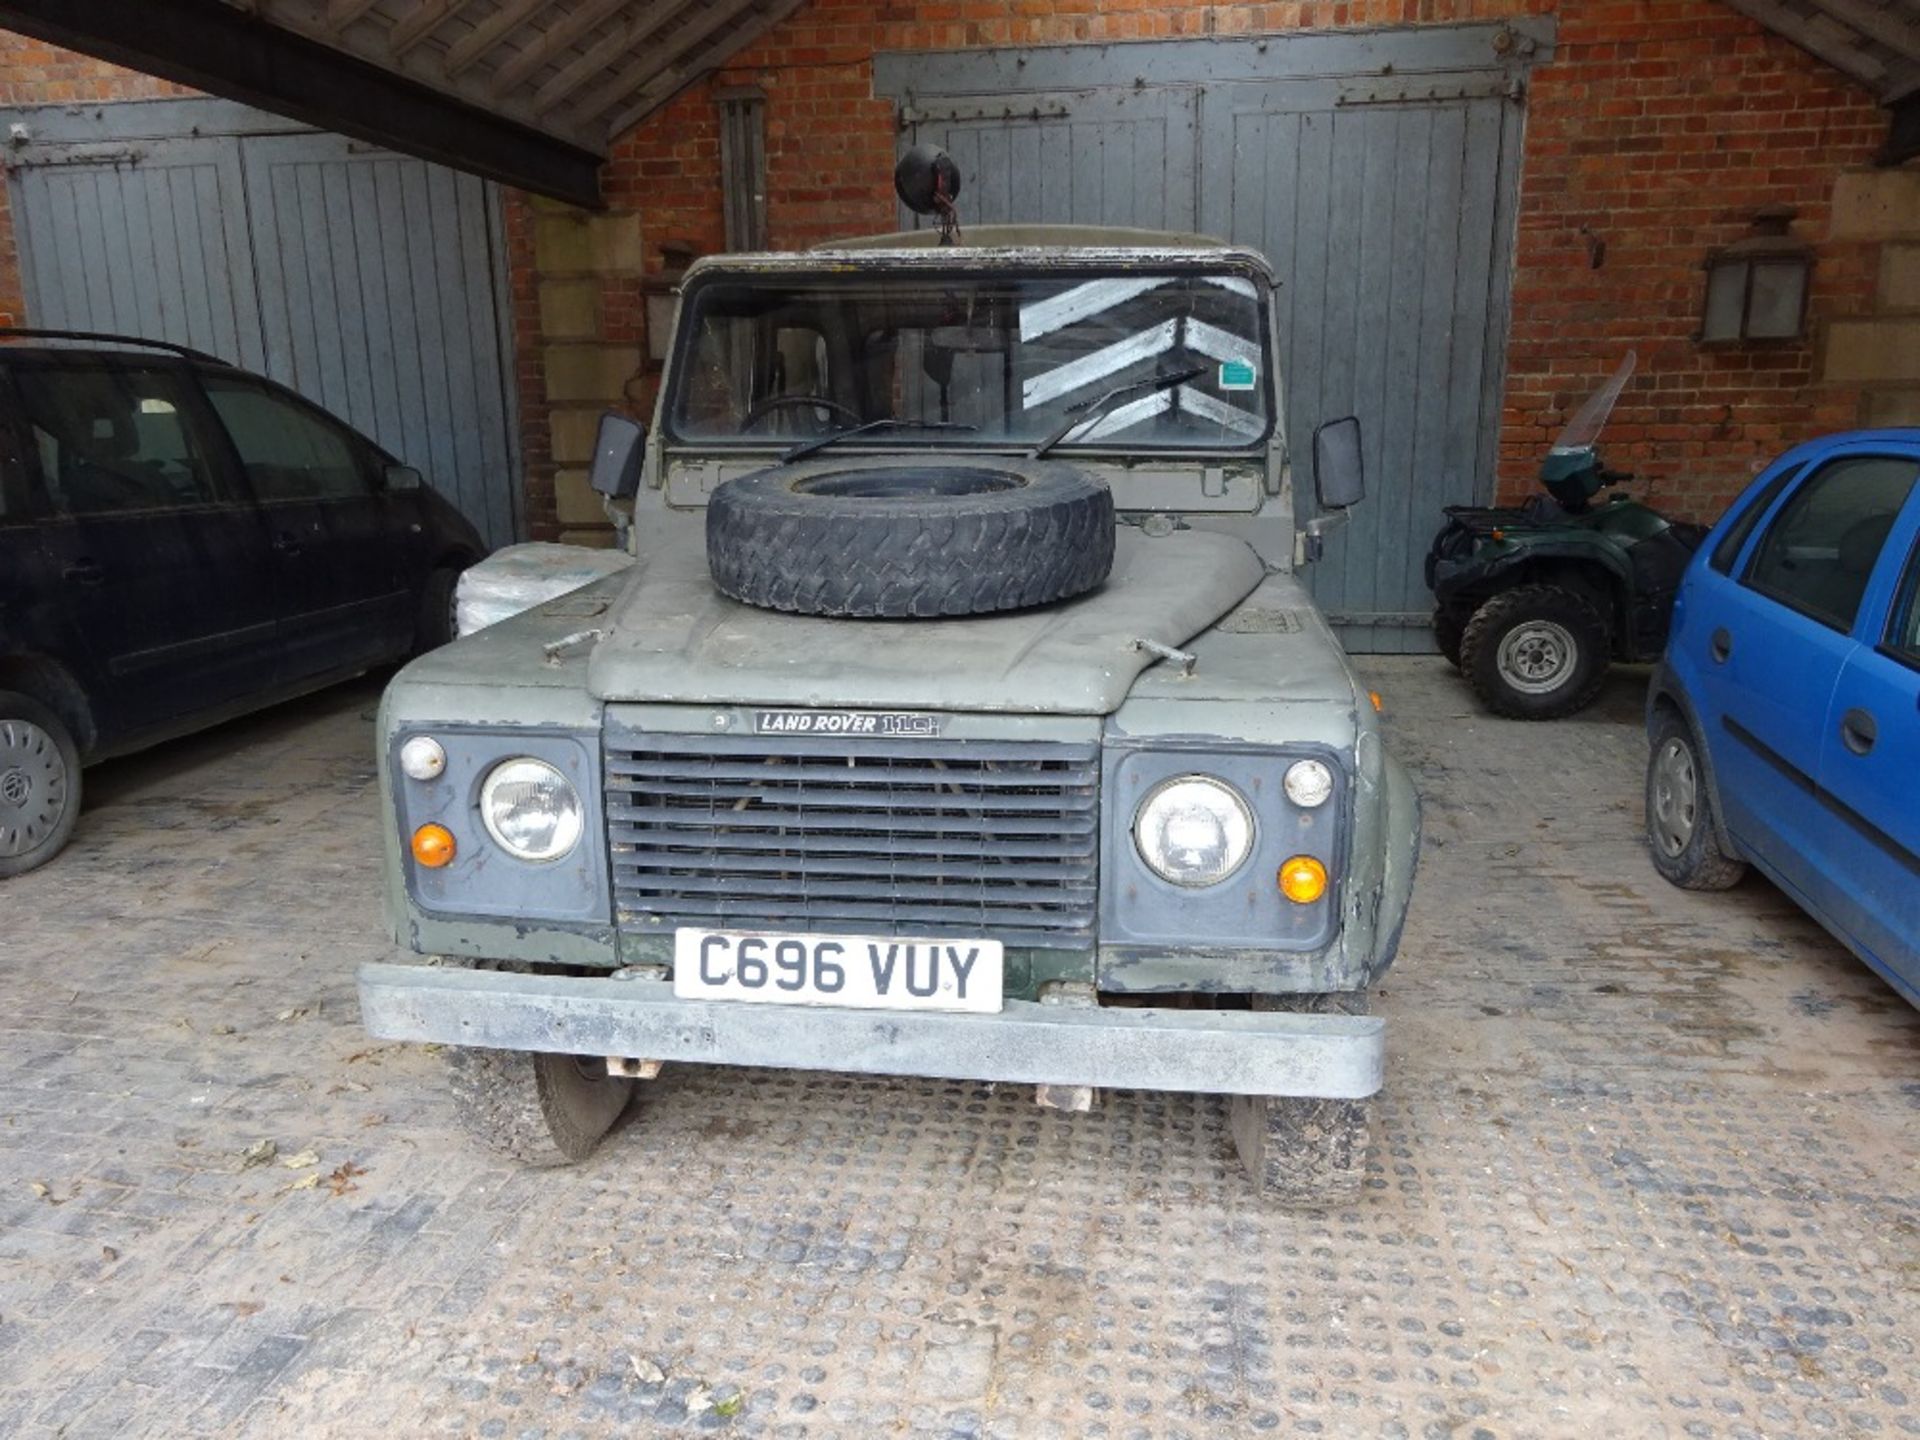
<box><xmin>0</xmin><ymin>661</ymin><xmax>1914</xmax><ymax>1439</ymax></box>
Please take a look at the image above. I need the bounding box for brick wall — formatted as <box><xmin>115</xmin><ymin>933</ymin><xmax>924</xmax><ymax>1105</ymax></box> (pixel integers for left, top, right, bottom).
<box><xmin>0</xmin><ymin>10</ymin><xmax>1902</xmax><ymax>539</ymax></box>
<box><xmin>580</xmin><ymin>0</ymin><xmax>1897</xmax><ymax>527</ymax></box>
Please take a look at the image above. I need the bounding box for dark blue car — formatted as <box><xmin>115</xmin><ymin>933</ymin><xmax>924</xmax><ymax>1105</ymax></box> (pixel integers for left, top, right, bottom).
<box><xmin>1646</xmin><ymin>429</ymin><xmax>1919</xmax><ymax>1007</ymax></box>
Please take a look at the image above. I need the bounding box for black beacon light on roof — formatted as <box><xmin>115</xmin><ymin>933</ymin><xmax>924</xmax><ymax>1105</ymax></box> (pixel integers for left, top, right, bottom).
<box><xmin>894</xmin><ymin>144</ymin><xmax>963</xmax><ymax>245</ymax></box>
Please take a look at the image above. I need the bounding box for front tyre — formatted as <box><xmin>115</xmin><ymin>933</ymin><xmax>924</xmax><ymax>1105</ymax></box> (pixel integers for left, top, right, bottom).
<box><xmin>446</xmin><ymin>1047</ymin><xmax>634</xmax><ymax>1167</ymax></box>
<box><xmin>1229</xmin><ymin>992</ymin><xmax>1372</xmax><ymax>1208</ymax></box>
<box><xmin>1459</xmin><ymin>585</ymin><xmax>1610</xmax><ymax>720</ymax></box>
<box><xmin>1645</xmin><ymin>708</ymin><xmax>1747</xmax><ymax>891</ymax></box>
<box><xmin>0</xmin><ymin>690</ymin><xmax>82</xmax><ymax>879</ymax></box>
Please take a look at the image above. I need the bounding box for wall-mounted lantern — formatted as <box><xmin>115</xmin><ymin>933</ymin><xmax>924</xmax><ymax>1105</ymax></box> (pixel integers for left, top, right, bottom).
<box><xmin>1700</xmin><ymin>206</ymin><xmax>1812</xmax><ymax>344</ymax></box>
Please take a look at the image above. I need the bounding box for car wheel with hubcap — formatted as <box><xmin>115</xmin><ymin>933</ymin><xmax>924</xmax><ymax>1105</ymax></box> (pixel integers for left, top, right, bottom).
<box><xmin>0</xmin><ymin>690</ymin><xmax>82</xmax><ymax>879</ymax></box>
<box><xmin>1459</xmin><ymin>585</ymin><xmax>1611</xmax><ymax>720</ymax></box>
<box><xmin>1229</xmin><ymin>991</ymin><xmax>1372</xmax><ymax>1208</ymax></box>
<box><xmin>446</xmin><ymin>1045</ymin><xmax>635</xmax><ymax>1167</ymax></box>
<box><xmin>1644</xmin><ymin>708</ymin><xmax>1747</xmax><ymax>891</ymax></box>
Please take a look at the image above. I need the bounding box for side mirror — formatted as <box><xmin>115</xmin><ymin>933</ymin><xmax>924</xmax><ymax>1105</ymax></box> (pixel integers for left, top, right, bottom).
<box><xmin>588</xmin><ymin>412</ymin><xmax>646</xmax><ymax>500</ymax></box>
<box><xmin>1312</xmin><ymin>417</ymin><xmax>1365</xmax><ymax>511</ymax></box>
<box><xmin>384</xmin><ymin>464</ymin><xmax>423</xmax><ymax>492</ymax></box>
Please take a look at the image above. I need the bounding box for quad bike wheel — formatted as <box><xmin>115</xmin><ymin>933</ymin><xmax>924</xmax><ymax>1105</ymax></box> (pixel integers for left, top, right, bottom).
<box><xmin>446</xmin><ymin>1046</ymin><xmax>634</xmax><ymax>1167</ymax></box>
<box><xmin>1645</xmin><ymin>708</ymin><xmax>1747</xmax><ymax>891</ymax></box>
<box><xmin>1459</xmin><ymin>585</ymin><xmax>1610</xmax><ymax>720</ymax></box>
<box><xmin>0</xmin><ymin>690</ymin><xmax>82</xmax><ymax>879</ymax></box>
<box><xmin>1229</xmin><ymin>992</ymin><xmax>1372</xmax><ymax>1208</ymax></box>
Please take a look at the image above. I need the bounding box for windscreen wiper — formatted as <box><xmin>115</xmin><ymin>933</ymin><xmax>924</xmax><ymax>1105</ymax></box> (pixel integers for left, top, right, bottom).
<box><xmin>781</xmin><ymin>418</ymin><xmax>978</xmax><ymax>463</ymax></box>
<box><xmin>1028</xmin><ymin>365</ymin><xmax>1206</xmax><ymax>459</ymax></box>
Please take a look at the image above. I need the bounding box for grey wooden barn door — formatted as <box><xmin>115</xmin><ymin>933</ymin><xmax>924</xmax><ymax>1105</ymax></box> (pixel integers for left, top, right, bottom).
<box><xmin>242</xmin><ymin>134</ymin><xmax>519</xmax><ymax>547</ymax></box>
<box><xmin>879</xmin><ymin>25</ymin><xmax>1545</xmax><ymax>651</ymax></box>
<box><xmin>4</xmin><ymin>102</ymin><xmax>520</xmax><ymax>547</ymax></box>
<box><xmin>1199</xmin><ymin>78</ymin><xmax>1520</xmax><ymax>652</ymax></box>
<box><xmin>7</xmin><ymin>137</ymin><xmax>268</xmax><ymax>373</ymax></box>
<box><xmin>902</xmin><ymin>87</ymin><xmax>1201</xmax><ymax>231</ymax></box>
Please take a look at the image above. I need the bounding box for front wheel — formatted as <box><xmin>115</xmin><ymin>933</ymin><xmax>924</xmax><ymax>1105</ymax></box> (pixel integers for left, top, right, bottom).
<box><xmin>445</xmin><ymin>1047</ymin><xmax>634</xmax><ymax>1167</ymax></box>
<box><xmin>1229</xmin><ymin>992</ymin><xmax>1372</xmax><ymax>1208</ymax></box>
<box><xmin>1645</xmin><ymin>708</ymin><xmax>1747</xmax><ymax>891</ymax></box>
<box><xmin>0</xmin><ymin>690</ymin><xmax>82</xmax><ymax>879</ymax></box>
<box><xmin>1459</xmin><ymin>585</ymin><xmax>1610</xmax><ymax>720</ymax></box>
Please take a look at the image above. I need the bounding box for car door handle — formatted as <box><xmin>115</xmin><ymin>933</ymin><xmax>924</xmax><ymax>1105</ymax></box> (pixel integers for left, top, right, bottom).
<box><xmin>1709</xmin><ymin>627</ymin><xmax>1732</xmax><ymax>663</ymax></box>
<box><xmin>1839</xmin><ymin>708</ymin><xmax>1877</xmax><ymax>756</ymax></box>
<box><xmin>62</xmin><ymin>558</ymin><xmax>105</xmax><ymax>585</ymax></box>
<box><xmin>272</xmin><ymin>532</ymin><xmax>302</xmax><ymax>557</ymax></box>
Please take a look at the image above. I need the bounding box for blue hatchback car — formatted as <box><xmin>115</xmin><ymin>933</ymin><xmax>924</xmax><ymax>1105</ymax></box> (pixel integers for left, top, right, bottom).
<box><xmin>1646</xmin><ymin>430</ymin><xmax>1919</xmax><ymax>1008</ymax></box>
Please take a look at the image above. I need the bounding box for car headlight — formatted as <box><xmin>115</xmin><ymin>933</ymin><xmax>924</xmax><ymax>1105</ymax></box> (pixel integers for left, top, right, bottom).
<box><xmin>1283</xmin><ymin>759</ymin><xmax>1334</xmax><ymax>808</ymax></box>
<box><xmin>1133</xmin><ymin>774</ymin><xmax>1255</xmax><ymax>887</ymax></box>
<box><xmin>480</xmin><ymin>758</ymin><xmax>583</xmax><ymax>862</ymax></box>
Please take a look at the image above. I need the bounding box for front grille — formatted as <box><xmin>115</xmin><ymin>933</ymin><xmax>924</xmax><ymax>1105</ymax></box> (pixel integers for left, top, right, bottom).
<box><xmin>606</xmin><ymin>733</ymin><xmax>1099</xmax><ymax>948</ymax></box>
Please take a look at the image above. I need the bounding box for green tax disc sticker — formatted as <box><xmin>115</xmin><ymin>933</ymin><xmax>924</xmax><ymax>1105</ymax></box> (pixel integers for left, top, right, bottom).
<box><xmin>1218</xmin><ymin>359</ymin><xmax>1257</xmax><ymax>391</ymax></box>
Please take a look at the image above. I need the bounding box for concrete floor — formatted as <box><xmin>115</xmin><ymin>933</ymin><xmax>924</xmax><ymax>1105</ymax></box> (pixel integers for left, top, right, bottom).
<box><xmin>1</xmin><ymin>658</ymin><xmax>1915</xmax><ymax>1439</ymax></box>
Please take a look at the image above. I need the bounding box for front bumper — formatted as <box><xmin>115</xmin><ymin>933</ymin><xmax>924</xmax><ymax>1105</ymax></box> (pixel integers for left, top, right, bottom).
<box><xmin>357</xmin><ymin>962</ymin><xmax>1385</xmax><ymax>1099</ymax></box>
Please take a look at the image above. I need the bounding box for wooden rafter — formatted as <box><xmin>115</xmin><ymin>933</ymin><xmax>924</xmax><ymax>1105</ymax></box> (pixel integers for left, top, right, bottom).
<box><xmin>1811</xmin><ymin>0</ymin><xmax>1920</xmax><ymax>66</ymax></box>
<box><xmin>323</xmin><ymin>0</ymin><xmax>383</xmax><ymax>34</ymax></box>
<box><xmin>489</xmin><ymin>0</ymin><xmax>629</xmax><ymax>98</ymax></box>
<box><xmin>441</xmin><ymin>0</ymin><xmax>544</xmax><ymax>78</ymax></box>
<box><xmin>603</xmin><ymin>0</ymin><xmax>806</xmax><ymax>135</ymax></box>
<box><xmin>390</xmin><ymin>0</ymin><xmax>476</xmax><ymax>57</ymax></box>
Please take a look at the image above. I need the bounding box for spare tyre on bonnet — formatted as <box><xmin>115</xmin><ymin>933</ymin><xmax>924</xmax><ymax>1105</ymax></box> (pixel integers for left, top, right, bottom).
<box><xmin>355</xmin><ymin>205</ymin><xmax>1422</xmax><ymax>1208</ymax></box>
<box><xmin>706</xmin><ymin>456</ymin><xmax>1114</xmax><ymax>618</ymax></box>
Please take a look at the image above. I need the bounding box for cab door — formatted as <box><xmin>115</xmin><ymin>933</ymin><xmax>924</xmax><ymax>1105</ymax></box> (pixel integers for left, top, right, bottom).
<box><xmin>198</xmin><ymin>372</ymin><xmax>416</xmax><ymax>682</ymax></box>
<box><xmin>4</xmin><ymin>356</ymin><xmax>279</xmax><ymax>741</ymax></box>
<box><xmin>1815</xmin><ymin>484</ymin><xmax>1920</xmax><ymax>1005</ymax></box>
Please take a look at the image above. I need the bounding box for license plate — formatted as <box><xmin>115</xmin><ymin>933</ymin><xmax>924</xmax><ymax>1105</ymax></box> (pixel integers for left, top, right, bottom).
<box><xmin>672</xmin><ymin>928</ymin><xmax>1003</xmax><ymax>1014</ymax></box>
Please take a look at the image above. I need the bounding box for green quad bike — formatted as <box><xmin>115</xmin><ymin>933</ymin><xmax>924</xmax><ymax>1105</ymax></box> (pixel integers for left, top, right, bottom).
<box><xmin>1425</xmin><ymin>353</ymin><xmax>1707</xmax><ymax>719</ymax></box>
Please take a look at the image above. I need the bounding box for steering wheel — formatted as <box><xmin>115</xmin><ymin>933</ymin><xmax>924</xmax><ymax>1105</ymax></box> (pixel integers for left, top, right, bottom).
<box><xmin>740</xmin><ymin>393</ymin><xmax>861</xmax><ymax>431</ymax></box>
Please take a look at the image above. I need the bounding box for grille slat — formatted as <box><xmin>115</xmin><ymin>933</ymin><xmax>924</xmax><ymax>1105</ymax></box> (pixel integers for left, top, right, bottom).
<box><xmin>606</xmin><ymin>732</ymin><xmax>1099</xmax><ymax>948</ymax></box>
<box><xmin>603</xmin><ymin>779</ymin><xmax>1096</xmax><ymax>813</ymax></box>
<box><xmin>607</xmin><ymin>805</ymin><xmax>1094</xmax><ymax>839</ymax></box>
<box><xmin>611</xmin><ymin>827</ymin><xmax>1090</xmax><ymax>860</ymax></box>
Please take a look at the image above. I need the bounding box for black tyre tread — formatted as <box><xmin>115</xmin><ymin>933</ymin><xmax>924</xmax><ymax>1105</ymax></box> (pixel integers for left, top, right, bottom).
<box><xmin>0</xmin><ymin>689</ymin><xmax>82</xmax><ymax>880</ymax></box>
<box><xmin>1645</xmin><ymin>708</ymin><xmax>1748</xmax><ymax>892</ymax></box>
<box><xmin>707</xmin><ymin>460</ymin><xmax>1114</xmax><ymax>618</ymax></box>
<box><xmin>1459</xmin><ymin>585</ymin><xmax>1611</xmax><ymax>720</ymax></box>
<box><xmin>416</xmin><ymin>565</ymin><xmax>464</xmax><ymax>653</ymax></box>
<box><xmin>445</xmin><ymin>1046</ymin><xmax>633</xmax><ymax>1168</ymax></box>
<box><xmin>1229</xmin><ymin>991</ymin><xmax>1371</xmax><ymax>1209</ymax></box>
<box><xmin>1431</xmin><ymin>608</ymin><xmax>1466</xmax><ymax>670</ymax></box>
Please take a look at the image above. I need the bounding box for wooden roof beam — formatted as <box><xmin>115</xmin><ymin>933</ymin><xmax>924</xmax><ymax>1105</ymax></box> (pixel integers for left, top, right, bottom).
<box><xmin>323</xmin><ymin>0</ymin><xmax>383</xmax><ymax>35</ymax></box>
<box><xmin>1810</xmin><ymin>0</ymin><xmax>1920</xmax><ymax>69</ymax></box>
<box><xmin>1722</xmin><ymin>0</ymin><xmax>1891</xmax><ymax>92</ymax></box>
<box><xmin>490</xmin><ymin>0</ymin><xmax>630</xmax><ymax>98</ymax></box>
<box><xmin>602</xmin><ymin>0</ymin><xmax>805</xmax><ymax>136</ymax></box>
<box><xmin>441</xmin><ymin>0</ymin><xmax>544</xmax><ymax>78</ymax></box>
<box><xmin>390</xmin><ymin>0</ymin><xmax>479</xmax><ymax>57</ymax></box>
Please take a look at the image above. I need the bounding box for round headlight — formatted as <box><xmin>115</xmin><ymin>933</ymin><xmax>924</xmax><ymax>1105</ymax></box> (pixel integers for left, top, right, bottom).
<box><xmin>399</xmin><ymin>735</ymin><xmax>446</xmax><ymax>781</ymax></box>
<box><xmin>480</xmin><ymin>758</ymin><xmax>582</xmax><ymax>862</ymax></box>
<box><xmin>1133</xmin><ymin>775</ymin><xmax>1255</xmax><ymax>887</ymax></box>
<box><xmin>1283</xmin><ymin>759</ymin><xmax>1335</xmax><ymax>809</ymax></box>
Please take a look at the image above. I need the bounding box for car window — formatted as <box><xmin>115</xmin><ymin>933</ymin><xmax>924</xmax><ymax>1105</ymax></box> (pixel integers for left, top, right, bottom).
<box><xmin>203</xmin><ymin>376</ymin><xmax>372</xmax><ymax>502</ymax></box>
<box><xmin>1743</xmin><ymin>455</ymin><xmax>1920</xmax><ymax>632</ymax></box>
<box><xmin>1710</xmin><ymin>460</ymin><xmax>1803</xmax><ymax>575</ymax></box>
<box><xmin>11</xmin><ymin>362</ymin><xmax>223</xmax><ymax>515</ymax></box>
<box><xmin>1890</xmin><ymin>537</ymin><xmax>1920</xmax><ymax>666</ymax></box>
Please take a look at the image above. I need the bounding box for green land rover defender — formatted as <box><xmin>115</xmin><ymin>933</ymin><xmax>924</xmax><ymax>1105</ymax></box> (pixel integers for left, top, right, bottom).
<box><xmin>357</xmin><ymin>226</ymin><xmax>1421</xmax><ymax>1206</ymax></box>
